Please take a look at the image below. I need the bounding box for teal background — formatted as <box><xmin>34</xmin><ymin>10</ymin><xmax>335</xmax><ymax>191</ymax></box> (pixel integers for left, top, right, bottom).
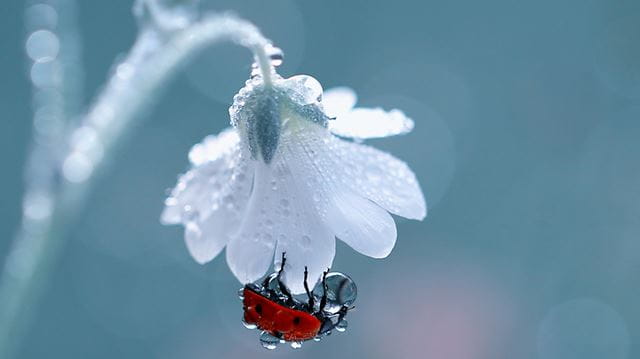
<box><xmin>2</xmin><ymin>0</ymin><xmax>640</xmax><ymax>358</ymax></box>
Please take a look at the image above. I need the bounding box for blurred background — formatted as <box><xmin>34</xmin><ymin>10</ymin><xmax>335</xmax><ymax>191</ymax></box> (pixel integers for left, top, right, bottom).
<box><xmin>2</xmin><ymin>0</ymin><xmax>640</xmax><ymax>358</ymax></box>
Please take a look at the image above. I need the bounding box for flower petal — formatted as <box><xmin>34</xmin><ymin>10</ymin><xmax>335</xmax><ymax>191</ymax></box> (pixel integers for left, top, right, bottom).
<box><xmin>322</xmin><ymin>130</ymin><xmax>426</xmax><ymax>220</ymax></box>
<box><xmin>328</xmin><ymin>107</ymin><xmax>415</xmax><ymax>139</ymax></box>
<box><xmin>225</xmin><ymin>163</ymin><xmax>279</xmax><ymax>285</ymax></box>
<box><xmin>326</xmin><ymin>190</ymin><xmax>397</xmax><ymax>258</ymax></box>
<box><xmin>322</xmin><ymin>87</ymin><xmax>357</xmax><ymax>118</ymax></box>
<box><xmin>161</xmin><ymin>128</ymin><xmax>240</xmax><ymax>224</ymax></box>
<box><xmin>225</xmin><ymin>226</ymin><xmax>276</xmax><ymax>285</ymax></box>
<box><xmin>162</xmin><ymin>128</ymin><xmax>255</xmax><ymax>264</ymax></box>
<box><xmin>188</xmin><ymin>127</ymin><xmax>240</xmax><ymax>166</ymax></box>
<box><xmin>271</xmin><ymin>159</ymin><xmax>336</xmax><ymax>295</ymax></box>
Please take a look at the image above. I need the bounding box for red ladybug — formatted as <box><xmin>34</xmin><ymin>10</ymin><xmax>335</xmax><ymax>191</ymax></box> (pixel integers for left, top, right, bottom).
<box><xmin>240</xmin><ymin>253</ymin><xmax>356</xmax><ymax>349</ymax></box>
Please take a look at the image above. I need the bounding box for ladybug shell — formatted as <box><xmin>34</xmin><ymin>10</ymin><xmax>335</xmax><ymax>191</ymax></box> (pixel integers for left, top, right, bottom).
<box><xmin>243</xmin><ymin>287</ymin><xmax>321</xmax><ymax>342</ymax></box>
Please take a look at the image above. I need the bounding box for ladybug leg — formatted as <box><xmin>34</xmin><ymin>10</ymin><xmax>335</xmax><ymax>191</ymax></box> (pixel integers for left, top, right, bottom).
<box><xmin>318</xmin><ymin>269</ymin><xmax>329</xmax><ymax>313</ymax></box>
<box><xmin>276</xmin><ymin>252</ymin><xmax>294</xmax><ymax>304</ymax></box>
<box><xmin>303</xmin><ymin>266</ymin><xmax>314</xmax><ymax>310</ymax></box>
<box><xmin>318</xmin><ymin>306</ymin><xmax>349</xmax><ymax>336</ymax></box>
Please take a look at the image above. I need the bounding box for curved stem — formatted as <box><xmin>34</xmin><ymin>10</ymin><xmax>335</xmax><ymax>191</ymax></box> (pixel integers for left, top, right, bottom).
<box><xmin>0</xmin><ymin>12</ymin><xmax>275</xmax><ymax>358</ymax></box>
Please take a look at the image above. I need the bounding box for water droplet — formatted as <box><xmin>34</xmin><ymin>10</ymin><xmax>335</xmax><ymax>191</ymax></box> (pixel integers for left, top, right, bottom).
<box><xmin>182</xmin><ymin>205</ymin><xmax>199</xmax><ymax>223</ymax></box>
<box><xmin>314</xmin><ymin>272</ymin><xmax>357</xmax><ymax>314</ymax></box>
<box><xmin>290</xmin><ymin>341</ymin><xmax>302</xmax><ymax>349</ymax></box>
<box><xmin>30</xmin><ymin>60</ymin><xmax>60</xmax><ymax>88</ymax></box>
<box><xmin>242</xmin><ymin>317</ymin><xmax>257</xmax><ymax>330</ymax></box>
<box><xmin>62</xmin><ymin>151</ymin><xmax>93</xmax><ymax>183</ymax></box>
<box><xmin>336</xmin><ymin>319</ymin><xmax>348</xmax><ymax>332</ymax></box>
<box><xmin>283</xmin><ymin>75</ymin><xmax>324</xmax><ymax>105</ymax></box>
<box><xmin>23</xmin><ymin>191</ymin><xmax>53</xmax><ymax>221</ymax></box>
<box><xmin>26</xmin><ymin>30</ymin><xmax>59</xmax><ymax>62</ymax></box>
<box><xmin>265</xmin><ymin>43</ymin><xmax>284</xmax><ymax>67</ymax></box>
<box><xmin>259</xmin><ymin>332</ymin><xmax>279</xmax><ymax>350</ymax></box>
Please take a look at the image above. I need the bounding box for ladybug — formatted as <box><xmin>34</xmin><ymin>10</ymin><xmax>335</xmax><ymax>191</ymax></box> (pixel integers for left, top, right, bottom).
<box><xmin>239</xmin><ymin>253</ymin><xmax>357</xmax><ymax>349</ymax></box>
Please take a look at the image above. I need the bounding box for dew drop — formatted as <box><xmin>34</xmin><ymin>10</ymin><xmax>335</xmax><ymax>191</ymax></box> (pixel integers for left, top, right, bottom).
<box><xmin>23</xmin><ymin>191</ymin><xmax>53</xmax><ymax>221</ymax></box>
<box><xmin>290</xmin><ymin>341</ymin><xmax>302</xmax><ymax>349</ymax></box>
<box><xmin>265</xmin><ymin>43</ymin><xmax>284</xmax><ymax>67</ymax></box>
<box><xmin>62</xmin><ymin>151</ymin><xmax>93</xmax><ymax>183</ymax></box>
<box><xmin>314</xmin><ymin>272</ymin><xmax>357</xmax><ymax>314</ymax></box>
<box><xmin>260</xmin><ymin>332</ymin><xmax>279</xmax><ymax>350</ymax></box>
<box><xmin>30</xmin><ymin>60</ymin><xmax>60</xmax><ymax>88</ymax></box>
<box><xmin>336</xmin><ymin>319</ymin><xmax>348</xmax><ymax>332</ymax></box>
<box><xmin>26</xmin><ymin>30</ymin><xmax>59</xmax><ymax>62</ymax></box>
<box><xmin>242</xmin><ymin>318</ymin><xmax>257</xmax><ymax>330</ymax></box>
<box><xmin>182</xmin><ymin>205</ymin><xmax>199</xmax><ymax>223</ymax></box>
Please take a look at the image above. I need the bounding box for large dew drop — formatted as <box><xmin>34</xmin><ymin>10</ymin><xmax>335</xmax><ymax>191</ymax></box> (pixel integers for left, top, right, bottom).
<box><xmin>314</xmin><ymin>272</ymin><xmax>357</xmax><ymax>314</ymax></box>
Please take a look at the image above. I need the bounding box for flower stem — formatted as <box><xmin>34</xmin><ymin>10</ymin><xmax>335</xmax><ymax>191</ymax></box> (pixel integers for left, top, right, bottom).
<box><xmin>0</xmin><ymin>6</ymin><xmax>275</xmax><ymax>357</ymax></box>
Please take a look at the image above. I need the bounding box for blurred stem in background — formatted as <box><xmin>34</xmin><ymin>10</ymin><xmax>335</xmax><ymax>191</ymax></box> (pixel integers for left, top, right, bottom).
<box><xmin>0</xmin><ymin>0</ymin><xmax>275</xmax><ymax>357</ymax></box>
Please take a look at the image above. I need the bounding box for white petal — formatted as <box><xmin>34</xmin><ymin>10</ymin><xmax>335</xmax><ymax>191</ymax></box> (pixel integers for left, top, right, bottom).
<box><xmin>225</xmin><ymin>227</ymin><xmax>276</xmax><ymax>285</ymax></box>
<box><xmin>226</xmin><ymin>163</ymin><xmax>279</xmax><ymax>284</ymax></box>
<box><xmin>328</xmin><ymin>107</ymin><xmax>414</xmax><ymax>139</ymax></box>
<box><xmin>184</xmin><ymin>219</ymin><xmax>225</xmax><ymax>264</ymax></box>
<box><xmin>162</xmin><ymin>128</ymin><xmax>254</xmax><ymax>264</ymax></box>
<box><xmin>161</xmin><ymin>128</ymin><xmax>240</xmax><ymax>225</ymax></box>
<box><xmin>323</xmin><ymin>131</ymin><xmax>426</xmax><ymax>220</ymax></box>
<box><xmin>326</xmin><ymin>190</ymin><xmax>397</xmax><ymax>258</ymax></box>
<box><xmin>184</xmin><ymin>159</ymin><xmax>253</xmax><ymax>264</ymax></box>
<box><xmin>226</xmin><ymin>158</ymin><xmax>336</xmax><ymax>294</ymax></box>
<box><xmin>188</xmin><ymin>127</ymin><xmax>239</xmax><ymax>166</ymax></box>
<box><xmin>271</xmin><ymin>159</ymin><xmax>336</xmax><ymax>295</ymax></box>
<box><xmin>322</xmin><ymin>87</ymin><xmax>357</xmax><ymax>118</ymax></box>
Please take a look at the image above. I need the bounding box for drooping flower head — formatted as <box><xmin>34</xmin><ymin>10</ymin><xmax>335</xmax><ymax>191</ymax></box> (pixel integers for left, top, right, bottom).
<box><xmin>162</xmin><ymin>71</ymin><xmax>426</xmax><ymax>294</ymax></box>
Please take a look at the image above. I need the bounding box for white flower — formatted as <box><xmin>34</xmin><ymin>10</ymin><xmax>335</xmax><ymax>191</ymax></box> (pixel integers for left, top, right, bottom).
<box><xmin>161</xmin><ymin>74</ymin><xmax>426</xmax><ymax>294</ymax></box>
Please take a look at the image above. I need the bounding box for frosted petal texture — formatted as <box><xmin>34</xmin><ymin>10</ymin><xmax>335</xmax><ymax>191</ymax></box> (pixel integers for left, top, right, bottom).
<box><xmin>162</xmin><ymin>75</ymin><xmax>426</xmax><ymax>293</ymax></box>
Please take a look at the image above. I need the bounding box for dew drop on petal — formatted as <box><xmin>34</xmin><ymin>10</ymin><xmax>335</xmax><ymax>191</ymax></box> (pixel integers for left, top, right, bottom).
<box><xmin>284</xmin><ymin>75</ymin><xmax>323</xmax><ymax>105</ymax></box>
